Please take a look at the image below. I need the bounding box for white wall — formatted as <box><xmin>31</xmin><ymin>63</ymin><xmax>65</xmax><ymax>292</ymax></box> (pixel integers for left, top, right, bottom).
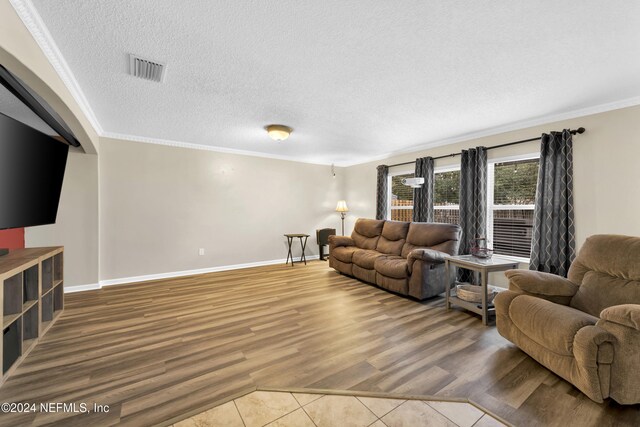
<box><xmin>6</xmin><ymin>0</ymin><xmax>638</xmax><ymax>291</ymax></box>
<box><xmin>98</xmin><ymin>138</ymin><xmax>345</xmax><ymax>281</ymax></box>
<box><xmin>2</xmin><ymin>0</ymin><xmax>101</xmax><ymax>288</ymax></box>
<box><xmin>345</xmin><ymin>105</ymin><xmax>640</xmax><ymax>247</ymax></box>
<box><xmin>344</xmin><ymin>105</ymin><xmax>640</xmax><ymax>284</ymax></box>
<box><xmin>25</xmin><ymin>151</ymin><xmax>99</xmax><ymax>286</ymax></box>
<box><xmin>26</xmin><ymin>104</ymin><xmax>640</xmax><ymax>289</ymax></box>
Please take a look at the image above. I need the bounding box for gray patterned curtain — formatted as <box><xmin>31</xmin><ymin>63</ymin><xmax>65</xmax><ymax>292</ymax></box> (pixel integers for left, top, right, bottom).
<box><xmin>529</xmin><ymin>130</ymin><xmax>576</xmax><ymax>277</ymax></box>
<box><xmin>459</xmin><ymin>147</ymin><xmax>488</xmax><ymax>253</ymax></box>
<box><xmin>376</xmin><ymin>165</ymin><xmax>389</xmax><ymax>220</ymax></box>
<box><xmin>413</xmin><ymin>157</ymin><xmax>435</xmax><ymax>222</ymax></box>
<box><xmin>459</xmin><ymin>147</ymin><xmax>487</xmax><ymax>283</ymax></box>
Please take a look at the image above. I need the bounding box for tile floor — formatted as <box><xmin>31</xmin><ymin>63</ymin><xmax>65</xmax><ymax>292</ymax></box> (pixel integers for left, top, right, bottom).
<box><xmin>172</xmin><ymin>390</ymin><xmax>508</xmax><ymax>427</ymax></box>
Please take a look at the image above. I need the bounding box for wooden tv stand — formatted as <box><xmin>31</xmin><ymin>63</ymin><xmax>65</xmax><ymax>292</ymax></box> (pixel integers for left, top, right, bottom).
<box><xmin>0</xmin><ymin>247</ymin><xmax>64</xmax><ymax>386</ymax></box>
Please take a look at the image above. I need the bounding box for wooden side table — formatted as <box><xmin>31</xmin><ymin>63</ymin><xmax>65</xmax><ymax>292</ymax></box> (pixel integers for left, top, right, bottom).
<box><xmin>444</xmin><ymin>255</ymin><xmax>519</xmax><ymax>325</ymax></box>
<box><xmin>284</xmin><ymin>234</ymin><xmax>309</xmax><ymax>267</ymax></box>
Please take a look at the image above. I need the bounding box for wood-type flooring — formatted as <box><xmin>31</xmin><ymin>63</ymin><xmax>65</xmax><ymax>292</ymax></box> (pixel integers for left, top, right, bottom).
<box><xmin>0</xmin><ymin>261</ymin><xmax>637</xmax><ymax>426</ymax></box>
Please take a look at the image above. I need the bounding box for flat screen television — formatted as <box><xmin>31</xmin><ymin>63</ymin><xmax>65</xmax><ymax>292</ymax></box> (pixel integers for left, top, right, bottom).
<box><xmin>0</xmin><ymin>112</ymin><xmax>69</xmax><ymax>230</ymax></box>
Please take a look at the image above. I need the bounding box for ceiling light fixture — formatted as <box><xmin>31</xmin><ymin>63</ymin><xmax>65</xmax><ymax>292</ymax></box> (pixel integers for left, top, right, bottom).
<box><xmin>266</xmin><ymin>124</ymin><xmax>292</xmax><ymax>141</ymax></box>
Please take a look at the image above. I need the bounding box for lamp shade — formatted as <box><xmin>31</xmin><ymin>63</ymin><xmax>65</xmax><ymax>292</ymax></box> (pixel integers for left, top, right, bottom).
<box><xmin>335</xmin><ymin>200</ymin><xmax>349</xmax><ymax>212</ymax></box>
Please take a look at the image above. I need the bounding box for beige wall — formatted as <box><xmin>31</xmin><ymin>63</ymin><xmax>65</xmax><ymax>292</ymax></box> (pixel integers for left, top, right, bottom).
<box><xmin>25</xmin><ymin>152</ymin><xmax>100</xmax><ymax>286</ymax></box>
<box><xmin>344</xmin><ymin>105</ymin><xmax>640</xmax><ymax>284</ymax></box>
<box><xmin>98</xmin><ymin>138</ymin><xmax>345</xmax><ymax>281</ymax></box>
<box><xmin>23</xmin><ymin>105</ymin><xmax>640</xmax><ymax>288</ymax></box>
<box><xmin>2</xmin><ymin>1</ymin><xmax>101</xmax><ymax>287</ymax></box>
<box><xmin>5</xmin><ymin>0</ymin><xmax>639</xmax><ymax>291</ymax></box>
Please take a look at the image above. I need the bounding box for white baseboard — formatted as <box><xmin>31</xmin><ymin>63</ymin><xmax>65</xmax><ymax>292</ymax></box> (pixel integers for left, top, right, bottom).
<box><xmin>64</xmin><ymin>283</ymin><xmax>101</xmax><ymax>293</ymax></box>
<box><xmin>64</xmin><ymin>255</ymin><xmax>320</xmax><ymax>293</ymax></box>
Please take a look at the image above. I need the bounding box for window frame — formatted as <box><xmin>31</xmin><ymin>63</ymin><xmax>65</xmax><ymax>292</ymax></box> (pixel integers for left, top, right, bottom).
<box><xmin>385</xmin><ymin>153</ymin><xmax>539</xmax><ymax>262</ymax></box>
<box><xmin>487</xmin><ymin>153</ymin><xmax>540</xmax><ymax>263</ymax></box>
<box><xmin>387</xmin><ymin>168</ymin><xmax>415</xmax><ymax>220</ymax></box>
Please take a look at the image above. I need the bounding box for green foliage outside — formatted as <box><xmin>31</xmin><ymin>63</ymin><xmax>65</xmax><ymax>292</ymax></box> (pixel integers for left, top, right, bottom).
<box><xmin>391</xmin><ymin>174</ymin><xmax>414</xmax><ymax>203</ymax></box>
<box><xmin>435</xmin><ymin>170</ymin><xmax>460</xmax><ymax>205</ymax></box>
<box><xmin>390</xmin><ymin>158</ymin><xmax>539</xmax><ymax>206</ymax></box>
<box><xmin>493</xmin><ymin>159</ymin><xmax>538</xmax><ymax>205</ymax></box>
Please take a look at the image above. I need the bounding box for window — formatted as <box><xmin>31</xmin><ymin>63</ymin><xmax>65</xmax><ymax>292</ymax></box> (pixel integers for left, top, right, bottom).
<box><xmin>389</xmin><ymin>172</ymin><xmax>414</xmax><ymax>221</ymax></box>
<box><xmin>434</xmin><ymin>168</ymin><xmax>460</xmax><ymax>224</ymax></box>
<box><xmin>488</xmin><ymin>156</ymin><xmax>539</xmax><ymax>259</ymax></box>
<box><xmin>386</xmin><ymin>155</ymin><xmax>538</xmax><ymax>260</ymax></box>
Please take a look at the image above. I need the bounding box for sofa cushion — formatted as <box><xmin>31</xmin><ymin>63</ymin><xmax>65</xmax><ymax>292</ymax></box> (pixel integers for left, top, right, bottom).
<box><xmin>571</xmin><ymin>272</ymin><xmax>640</xmax><ymax>318</ymax></box>
<box><xmin>376</xmin><ymin>221</ymin><xmax>410</xmax><ymax>255</ymax></box>
<box><xmin>401</xmin><ymin>222</ymin><xmax>461</xmax><ymax>258</ymax></box>
<box><xmin>569</xmin><ymin>234</ymin><xmax>640</xmax><ymax>317</ymax></box>
<box><xmin>332</xmin><ymin>246</ymin><xmax>359</xmax><ymax>263</ymax></box>
<box><xmin>330</xmin><ymin>257</ymin><xmax>352</xmax><ymax>275</ymax></box>
<box><xmin>375</xmin><ymin>256</ymin><xmax>409</xmax><ymax>279</ymax></box>
<box><xmin>353</xmin><ymin>264</ymin><xmax>377</xmax><ymax>283</ymax></box>
<box><xmin>568</xmin><ymin>235</ymin><xmax>640</xmax><ymax>284</ymax></box>
<box><xmin>353</xmin><ymin>249</ymin><xmax>386</xmax><ymax>269</ymax></box>
<box><xmin>376</xmin><ymin>274</ymin><xmax>408</xmax><ymax>294</ymax></box>
<box><xmin>351</xmin><ymin>218</ymin><xmax>385</xmax><ymax>250</ymax></box>
<box><xmin>510</xmin><ymin>295</ymin><xmax>598</xmax><ymax>356</ymax></box>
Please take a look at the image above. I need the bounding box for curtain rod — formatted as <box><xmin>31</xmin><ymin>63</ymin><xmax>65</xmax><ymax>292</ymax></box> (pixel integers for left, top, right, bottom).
<box><xmin>387</xmin><ymin>127</ymin><xmax>586</xmax><ymax>168</ymax></box>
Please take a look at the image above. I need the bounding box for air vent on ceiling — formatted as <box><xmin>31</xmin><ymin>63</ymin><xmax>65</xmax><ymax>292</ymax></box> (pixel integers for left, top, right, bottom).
<box><xmin>128</xmin><ymin>54</ymin><xmax>166</xmax><ymax>82</ymax></box>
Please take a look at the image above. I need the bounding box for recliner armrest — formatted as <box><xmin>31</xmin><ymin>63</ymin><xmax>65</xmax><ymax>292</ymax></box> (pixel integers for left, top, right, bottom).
<box><xmin>408</xmin><ymin>248</ymin><xmax>447</xmax><ymax>263</ymax></box>
<box><xmin>596</xmin><ymin>303</ymin><xmax>640</xmax><ymax>404</ymax></box>
<box><xmin>573</xmin><ymin>325</ymin><xmax>615</xmax><ymax>366</ymax></box>
<box><xmin>600</xmin><ymin>304</ymin><xmax>640</xmax><ymax>331</ymax></box>
<box><xmin>505</xmin><ymin>270</ymin><xmax>578</xmax><ymax>305</ymax></box>
<box><xmin>328</xmin><ymin>235</ymin><xmax>355</xmax><ymax>248</ymax></box>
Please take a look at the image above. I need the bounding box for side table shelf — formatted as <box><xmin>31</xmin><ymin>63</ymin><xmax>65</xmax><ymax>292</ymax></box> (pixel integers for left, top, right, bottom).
<box><xmin>445</xmin><ymin>255</ymin><xmax>519</xmax><ymax>325</ymax></box>
<box><xmin>0</xmin><ymin>247</ymin><xmax>64</xmax><ymax>386</ymax></box>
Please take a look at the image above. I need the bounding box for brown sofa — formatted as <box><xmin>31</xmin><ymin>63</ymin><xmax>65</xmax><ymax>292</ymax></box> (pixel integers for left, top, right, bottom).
<box><xmin>328</xmin><ymin>218</ymin><xmax>461</xmax><ymax>300</ymax></box>
<box><xmin>495</xmin><ymin>234</ymin><xmax>640</xmax><ymax>404</ymax></box>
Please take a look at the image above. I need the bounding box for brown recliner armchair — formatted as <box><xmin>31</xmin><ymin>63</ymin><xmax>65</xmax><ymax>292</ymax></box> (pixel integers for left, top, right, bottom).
<box><xmin>495</xmin><ymin>234</ymin><xmax>640</xmax><ymax>404</ymax></box>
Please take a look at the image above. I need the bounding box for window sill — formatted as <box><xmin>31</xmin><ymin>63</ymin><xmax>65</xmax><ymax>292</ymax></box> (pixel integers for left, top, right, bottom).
<box><xmin>492</xmin><ymin>254</ymin><xmax>530</xmax><ymax>264</ymax></box>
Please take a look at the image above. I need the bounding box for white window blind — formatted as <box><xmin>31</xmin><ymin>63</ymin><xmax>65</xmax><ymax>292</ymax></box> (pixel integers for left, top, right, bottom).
<box><xmin>385</xmin><ymin>156</ymin><xmax>539</xmax><ymax>260</ymax></box>
<box><xmin>488</xmin><ymin>157</ymin><xmax>539</xmax><ymax>259</ymax></box>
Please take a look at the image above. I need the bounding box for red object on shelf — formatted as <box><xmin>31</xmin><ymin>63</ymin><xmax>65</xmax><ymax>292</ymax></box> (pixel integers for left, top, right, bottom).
<box><xmin>0</xmin><ymin>228</ymin><xmax>25</xmax><ymax>249</ymax></box>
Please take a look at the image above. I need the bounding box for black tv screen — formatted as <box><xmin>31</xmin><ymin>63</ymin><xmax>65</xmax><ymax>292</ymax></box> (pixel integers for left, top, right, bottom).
<box><xmin>0</xmin><ymin>112</ymin><xmax>68</xmax><ymax>230</ymax></box>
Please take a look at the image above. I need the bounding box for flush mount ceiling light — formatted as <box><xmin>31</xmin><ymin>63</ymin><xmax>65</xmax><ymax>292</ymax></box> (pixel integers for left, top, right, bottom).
<box><xmin>266</xmin><ymin>124</ymin><xmax>292</xmax><ymax>141</ymax></box>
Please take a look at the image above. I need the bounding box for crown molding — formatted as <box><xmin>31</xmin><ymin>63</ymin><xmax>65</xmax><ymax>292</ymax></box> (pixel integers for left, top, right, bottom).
<box><xmin>106</xmin><ymin>93</ymin><xmax>640</xmax><ymax>168</ymax></box>
<box><xmin>10</xmin><ymin>0</ymin><xmax>104</xmax><ymax>134</ymax></box>
<box><xmin>10</xmin><ymin>0</ymin><xmax>640</xmax><ymax>168</ymax></box>
<box><xmin>101</xmin><ymin>131</ymin><xmax>336</xmax><ymax>166</ymax></box>
<box><xmin>336</xmin><ymin>95</ymin><xmax>640</xmax><ymax>167</ymax></box>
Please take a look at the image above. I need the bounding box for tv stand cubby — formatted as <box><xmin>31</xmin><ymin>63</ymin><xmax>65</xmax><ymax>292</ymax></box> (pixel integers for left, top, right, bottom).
<box><xmin>0</xmin><ymin>247</ymin><xmax>63</xmax><ymax>385</ymax></box>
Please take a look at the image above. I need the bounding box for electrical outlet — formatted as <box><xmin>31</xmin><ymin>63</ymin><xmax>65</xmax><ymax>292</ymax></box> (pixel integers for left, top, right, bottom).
<box><xmin>198</xmin><ymin>248</ymin><xmax>205</xmax><ymax>256</ymax></box>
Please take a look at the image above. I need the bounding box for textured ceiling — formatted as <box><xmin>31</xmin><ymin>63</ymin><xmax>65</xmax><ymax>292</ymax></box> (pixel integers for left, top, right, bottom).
<box><xmin>22</xmin><ymin>0</ymin><xmax>640</xmax><ymax>165</ymax></box>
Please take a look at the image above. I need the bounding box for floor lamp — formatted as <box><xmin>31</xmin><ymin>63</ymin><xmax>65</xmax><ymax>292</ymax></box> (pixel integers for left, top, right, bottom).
<box><xmin>336</xmin><ymin>200</ymin><xmax>349</xmax><ymax>235</ymax></box>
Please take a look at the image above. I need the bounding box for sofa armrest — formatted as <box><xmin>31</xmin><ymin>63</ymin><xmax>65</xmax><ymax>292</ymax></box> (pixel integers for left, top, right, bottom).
<box><xmin>600</xmin><ymin>304</ymin><xmax>640</xmax><ymax>331</ymax></box>
<box><xmin>596</xmin><ymin>304</ymin><xmax>640</xmax><ymax>404</ymax></box>
<box><xmin>505</xmin><ymin>270</ymin><xmax>578</xmax><ymax>305</ymax></box>
<box><xmin>573</xmin><ymin>325</ymin><xmax>615</xmax><ymax>365</ymax></box>
<box><xmin>572</xmin><ymin>324</ymin><xmax>616</xmax><ymax>403</ymax></box>
<box><xmin>328</xmin><ymin>235</ymin><xmax>355</xmax><ymax>248</ymax></box>
<box><xmin>408</xmin><ymin>248</ymin><xmax>447</xmax><ymax>264</ymax></box>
